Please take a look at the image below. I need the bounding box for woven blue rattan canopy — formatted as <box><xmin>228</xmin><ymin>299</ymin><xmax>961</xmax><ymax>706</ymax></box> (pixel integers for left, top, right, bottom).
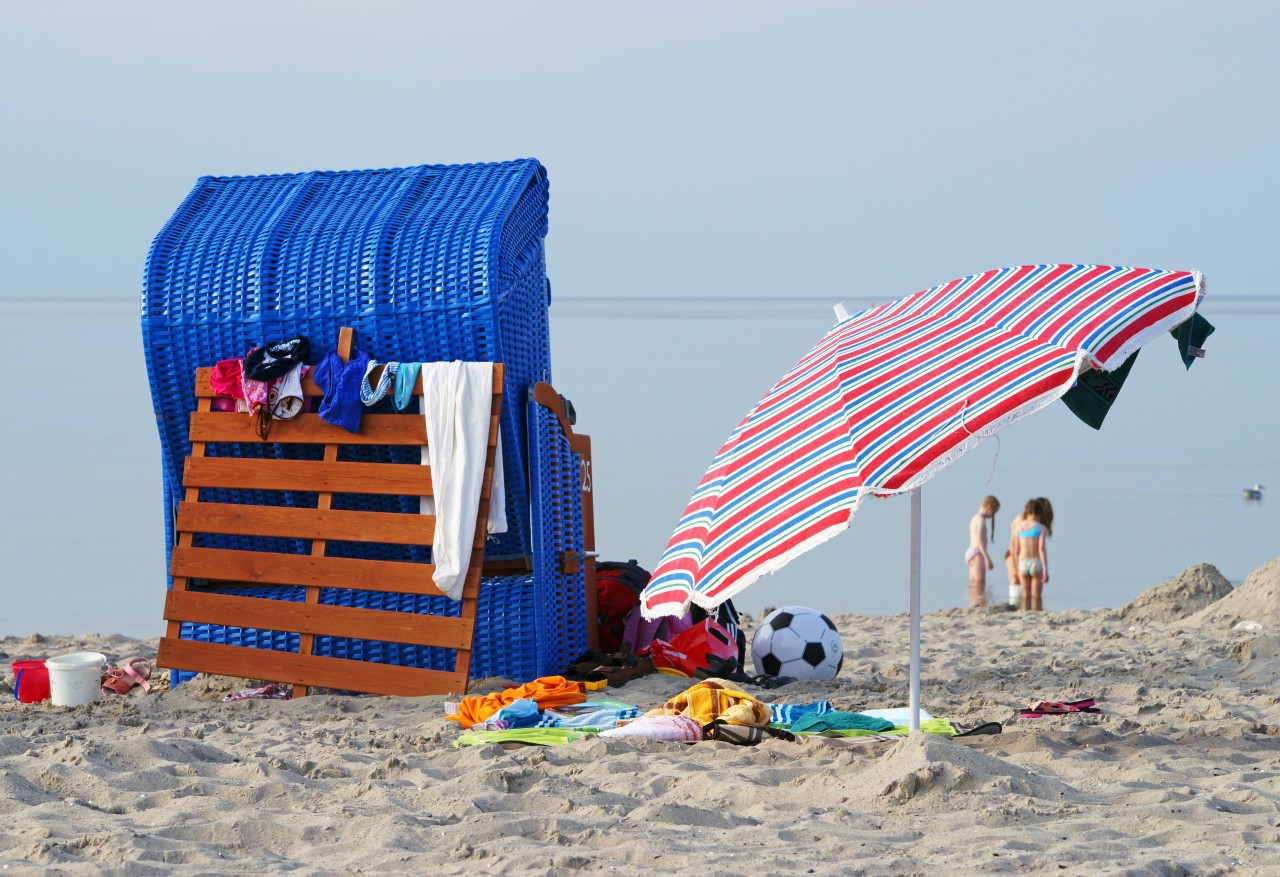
<box><xmin>142</xmin><ymin>159</ymin><xmax>553</xmax><ymax>570</ymax></box>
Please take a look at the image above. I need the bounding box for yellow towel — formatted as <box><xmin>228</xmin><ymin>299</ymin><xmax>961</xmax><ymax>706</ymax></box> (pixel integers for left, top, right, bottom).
<box><xmin>645</xmin><ymin>679</ymin><xmax>771</xmax><ymax>727</ymax></box>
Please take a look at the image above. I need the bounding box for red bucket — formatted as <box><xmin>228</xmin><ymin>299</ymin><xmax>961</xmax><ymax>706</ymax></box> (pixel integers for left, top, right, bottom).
<box><xmin>12</xmin><ymin>660</ymin><xmax>50</xmax><ymax>704</ymax></box>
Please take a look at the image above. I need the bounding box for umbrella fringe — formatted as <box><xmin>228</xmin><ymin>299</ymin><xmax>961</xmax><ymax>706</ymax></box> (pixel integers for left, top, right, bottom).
<box><xmin>1094</xmin><ymin>295</ymin><xmax>1202</xmax><ymax>372</ymax></box>
<box><xmin>645</xmin><ymin>506</ymin><xmax>859</xmax><ymax>619</ymax></box>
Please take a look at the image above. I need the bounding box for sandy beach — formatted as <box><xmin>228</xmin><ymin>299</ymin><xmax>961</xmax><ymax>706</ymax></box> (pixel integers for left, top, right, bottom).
<box><xmin>3</xmin><ymin>558</ymin><xmax>1279</xmax><ymax>876</ymax></box>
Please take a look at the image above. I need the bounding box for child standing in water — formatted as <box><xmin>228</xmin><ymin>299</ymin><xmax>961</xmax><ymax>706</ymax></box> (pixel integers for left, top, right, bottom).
<box><xmin>1004</xmin><ymin>518</ymin><xmax>1023</xmax><ymax>609</ymax></box>
<box><xmin>1014</xmin><ymin>497</ymin><xmax>1053</xmax><ymax>611</ymax></box>
<box><xmin>964</xmin><ymin>496</ymin><xmax>1000</xmax><ymax>607</ymax></box>
<box><xmin>1004</xmin><ymin>503</ymin><xmax>1028</xmax><ymax>609</ymax></box>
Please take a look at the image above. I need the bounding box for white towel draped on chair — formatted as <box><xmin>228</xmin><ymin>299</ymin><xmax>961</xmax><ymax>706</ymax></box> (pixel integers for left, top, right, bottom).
<box><xmin>419</xmin><ymin>362</ymin><xmax>507</xmax><ymax>600</ymax></box>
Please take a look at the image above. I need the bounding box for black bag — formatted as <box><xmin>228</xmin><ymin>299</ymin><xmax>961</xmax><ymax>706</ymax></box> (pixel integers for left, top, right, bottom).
<box><xmin>702</xmin><ymin>719</ymin><xmax>797</xmax><ymax>746</ymax></box>
<box><xmin>691</xmin><ymin>599</ymin><xmax>746</xmax><ymax>670</ymax></box>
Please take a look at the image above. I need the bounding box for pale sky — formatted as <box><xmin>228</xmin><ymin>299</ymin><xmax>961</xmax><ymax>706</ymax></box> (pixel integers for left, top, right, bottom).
<box><xmin>3</xmin><ymin>2</ymin><xmax>1277</xmax><ymax>303</ymax></box>
<box><xmin>2</xmin><ymin>2</ymin><xmax>1277</xmax><ymax>635</ymax></box>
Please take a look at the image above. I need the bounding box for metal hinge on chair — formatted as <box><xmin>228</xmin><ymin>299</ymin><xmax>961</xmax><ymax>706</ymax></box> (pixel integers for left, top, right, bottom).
<box><xmin>560</xmin><ymin>549</ymin><xmax>599</xmax><ymax>575</ymax></box>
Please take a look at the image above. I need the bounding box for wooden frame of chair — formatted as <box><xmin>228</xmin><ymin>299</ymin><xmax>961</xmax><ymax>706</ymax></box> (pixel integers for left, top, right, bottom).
<box><xmin>529</xmin><ymin>381</ymin><xmax>599</xmax><ymax>649</ymax></box>
<box><xmin>158</xmin><ymin>327</ymin><xmax>502</xmax><ymax>697</ymax></box>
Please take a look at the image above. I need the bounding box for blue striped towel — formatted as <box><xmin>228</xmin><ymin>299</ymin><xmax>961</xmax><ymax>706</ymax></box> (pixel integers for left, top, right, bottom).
<box><xmin>537</xmin><ymin>706</ymin><xmax>641</xmax><ymax>729</ymax></box>
<box><xmin>771</xmin><ymin>701</ymin><xmax>833</xmax><ymax>726</ymax></box>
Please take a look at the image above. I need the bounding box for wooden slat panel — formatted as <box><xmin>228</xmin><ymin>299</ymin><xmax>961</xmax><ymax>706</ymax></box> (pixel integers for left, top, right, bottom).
<box><xmin>183</xmin><ymin>457</ymin><xmax>433</xmax><ymax>495</ymax></box>
<box><xmin>164</xmin><ymin>590</ymin><xmax>474</xmax><ymax>650</ymax></box>
<box><xmin>189</xmin><ymin>412</ymin><xmax>430</xmax><ymax>446</ymax></box>
<box><xmin>170</xmin><ymin>546</ymin><xmax>445</xmax><ymax>597</ymax></box>
<box><xmin>172</xmin><ymin>355</ymin><xmax>507</xmax><ymax>698</ymax></box>
<box><xmin>158</xmin><ymin>638</ymin><xmax>468</xmax><ymax>697</ymax></box>
<box><xmin>295</xmin><ymin>329</ymin><xmax>358</xmax><ymax>696</ymax></box>
<box><xmin>176</xmin><ymin>501</ymin><xmax>444</xmax><ymax>546</ymax></box>
<box><xmin>167</xmin><ymin>389</ymin><xmax>213</xmax><ymax>648</ymax></box>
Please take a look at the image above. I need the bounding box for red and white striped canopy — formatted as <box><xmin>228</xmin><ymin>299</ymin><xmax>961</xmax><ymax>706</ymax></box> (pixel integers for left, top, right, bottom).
<box><xmin>641</xmin><ymin>264</ymin><xmax>1205</xmax><ymax>618</ymax></box>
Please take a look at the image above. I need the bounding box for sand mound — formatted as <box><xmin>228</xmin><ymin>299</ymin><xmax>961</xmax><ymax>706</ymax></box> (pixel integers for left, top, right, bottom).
<box><xmin>1230</xmin><ymin>633</ymin><xmax>1280</xmax><ymax>681</ymax></box>
<box><xmin>1189</xmin><ymin>557</ymin><xmax>1280</xmax><ymax>630</ymax></box>
<box><xmin>850</xmin><ymin>732</ymin><xmax>1085</xmax><ymax>805</ymax></box>
<box><xmin>1117</xmin><ymin>563</ymin><xmax>1232</xmax><ymax>624</ymax></box>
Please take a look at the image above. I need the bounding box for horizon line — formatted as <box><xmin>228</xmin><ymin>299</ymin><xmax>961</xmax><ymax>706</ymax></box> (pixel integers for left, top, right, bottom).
<box><xmin>1</xmin><ymin>293</ymin><xmax>1276</xmax><ymax>318</ymax></box>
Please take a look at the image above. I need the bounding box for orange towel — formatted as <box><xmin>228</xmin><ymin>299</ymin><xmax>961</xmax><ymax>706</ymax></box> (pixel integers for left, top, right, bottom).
<box><xmin>447</xmin><ymin>675</ymin><xmax>585</xmax><ymax>727</ymax></box>
<box><xmin>645</xmin><ymin>679</ymin><xmax>771</xmax><ymax>727</ymax></box>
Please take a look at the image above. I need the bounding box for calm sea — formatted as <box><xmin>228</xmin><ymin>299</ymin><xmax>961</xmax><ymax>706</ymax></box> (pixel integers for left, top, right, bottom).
<box><xmin>1</xmin><ymin>297</ymin><xmax>1275</xmax><ymax>638</ymax></box>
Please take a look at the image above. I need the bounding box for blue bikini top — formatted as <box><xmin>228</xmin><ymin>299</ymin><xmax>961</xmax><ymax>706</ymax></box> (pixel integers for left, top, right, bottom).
<box><xmin>1018</xmin><ymin>522</ymin><xmax>1042</xmax><ymax>539</ymax></box>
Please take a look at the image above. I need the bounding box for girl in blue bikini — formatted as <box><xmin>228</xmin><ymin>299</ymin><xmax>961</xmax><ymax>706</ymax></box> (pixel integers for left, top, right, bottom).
<box><xmin>1014</xmin><ymin>497</ymin><xmax>1053</xmax><ymax>611</ymax></box>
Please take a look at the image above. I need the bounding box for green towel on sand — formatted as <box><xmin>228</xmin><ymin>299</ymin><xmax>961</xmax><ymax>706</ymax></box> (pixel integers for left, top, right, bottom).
<box><xmin>794</xmin><ymin>718</ymin><xmax>958</xmax><ymax>738</ymax></box>
<box><xmin>789</xmin><ymin>712</ymin><xmax>895</xmax><ymax>733</ymax></box>
<box><xmin>454</xmin><ymin>728</ymin><xmax>595</xmax><ymax>747</ymax></box>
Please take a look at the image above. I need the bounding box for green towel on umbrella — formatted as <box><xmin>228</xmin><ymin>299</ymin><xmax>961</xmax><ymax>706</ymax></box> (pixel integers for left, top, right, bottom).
<box><xmin>1171</xmin><ymin>312</ymin><xmax>1215</xmax><ymax>368</ymax></box>
<box><xmin>789</xmin><ymin>711</ymin><xmax>895</xmax><ymax>733</ymax></box>
<box><xmin>1062</xmin><ymin>312</ymin><xmax>1215</xmax><ymax>429</ymax></box>
<box><xmin>1061</xmin><ymin>350</ymin><xmax>1140</xmax><ymax>430</ymax></box>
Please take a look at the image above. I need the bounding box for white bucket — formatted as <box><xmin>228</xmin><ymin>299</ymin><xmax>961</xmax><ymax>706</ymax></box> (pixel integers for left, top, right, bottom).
<box><xmin>1009</xmin><ymin>582</ymin><xmax>1023</xmax><ymax>608</ymax></box>
<box><xmin>45</xmin><ymin>651</ymin><xmax>107</xmax><ymax>706</ymax></box>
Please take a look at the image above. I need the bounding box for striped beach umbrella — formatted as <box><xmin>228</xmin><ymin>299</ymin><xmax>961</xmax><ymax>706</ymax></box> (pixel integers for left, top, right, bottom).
<box><xmin>640</xmin><ymin>264</ymin><xmax>1207</xmax><ymax>728</ymax></box>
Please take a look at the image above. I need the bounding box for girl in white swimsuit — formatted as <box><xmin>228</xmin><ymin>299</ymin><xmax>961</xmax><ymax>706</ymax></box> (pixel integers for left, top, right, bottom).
<box><xmin>965</xmin><ymin>496</ymin><xmax>1000</xmax><ymax>607</ymax></box>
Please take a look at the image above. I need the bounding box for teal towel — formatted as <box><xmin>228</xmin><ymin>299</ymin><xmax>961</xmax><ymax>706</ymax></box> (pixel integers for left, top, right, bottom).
<box><xmin>1062</xmin><ymin>312</ymin><xmax>1215</xmax><ymax>430</ymax></box>
<box><xmin>790</xmin><ymin>711</ymin><xmax>895</xmax><ymax>733</ymax></box>
<box><xmin>1171</xmin><ymin>312</ymin><xmax>1215</xmax><ymax>369</ymax></box>
<box><xmin>1061</xmin><ymin>350</ymin><xmax>1139</xmax><ymax>430</ymax></box>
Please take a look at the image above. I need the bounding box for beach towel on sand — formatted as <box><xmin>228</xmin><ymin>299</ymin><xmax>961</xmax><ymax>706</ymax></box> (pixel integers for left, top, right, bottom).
<box><xmin>447</xmin><ymin>676</ymin><xmax>584</xmax><ymax>727</ymax></box>
<box><xmin>789</xmin><ymin>712</ymin><xmax>895</xmax><ymax>733</ymax></box>
<box><xmin>770</xmin><ymin>701</ymin><xmax>833</xmax><ymax>725</ymax></box>
<box><xmin>599</xmin><ymin>715</ymin><xmax>703</xmax><ymax>743</ymax></box>
<box><xmin>803</xmin><ymin>717</ymin><xmax>959</xmax><ymax>738</ymax></box>
<box><xmin>454</xmin><ymin>728</ymin><xmax>594</xmax><ymax>748</ymax></box>
<box><xmin>645</xmin><ymin>679</ymin><xmax>770</xmax><ymax>727</ymax></box>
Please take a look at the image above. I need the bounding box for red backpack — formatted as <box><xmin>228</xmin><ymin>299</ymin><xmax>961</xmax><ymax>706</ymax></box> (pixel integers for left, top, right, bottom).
<box><xmin>594</xmin><ymin>559</ymin><xmax>650</xmax><ymax>653</ymax></box>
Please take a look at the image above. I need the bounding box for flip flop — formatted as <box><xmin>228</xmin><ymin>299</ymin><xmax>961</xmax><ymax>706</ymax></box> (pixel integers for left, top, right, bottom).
<box><xmin>952</xmin><ymin>721</ymin><xmax>1004</xmax><ymax>737</ymax></box>
<box><xmin>1020</xmin><ymin>698</ymin><xmax>1099</xmax><ymax>718</ymax></box>
<box><xmin>100</xmin><ymin>658</ymin><xmax>153</xmax><ymax>696</ymax></box>
<box><xmin>225</xmin><ymin>682</ymin><xmax>293</xmax><ymax>701</ymax></box>
<box><xmin>581</xmin><ymin>656</ymin><xmax>655</xmax><ymax>687</ymax></box>
<box><xmin>564</xmin><ymin>649</ymin><xmax>656</xmax><ymax>687</ymax></box>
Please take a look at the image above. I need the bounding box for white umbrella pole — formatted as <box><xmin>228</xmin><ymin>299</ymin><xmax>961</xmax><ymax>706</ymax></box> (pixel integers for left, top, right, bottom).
<box><xmin>909</xmin><ymin>487</ymin><xmax>921</xmax><ymax>732</ymax></box>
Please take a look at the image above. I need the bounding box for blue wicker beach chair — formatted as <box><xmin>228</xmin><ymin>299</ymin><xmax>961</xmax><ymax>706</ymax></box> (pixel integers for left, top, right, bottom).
<box><xmin>142</xmin><ymin>159</ymin><xmax>591</xmax><ymax>686</ymax></box>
